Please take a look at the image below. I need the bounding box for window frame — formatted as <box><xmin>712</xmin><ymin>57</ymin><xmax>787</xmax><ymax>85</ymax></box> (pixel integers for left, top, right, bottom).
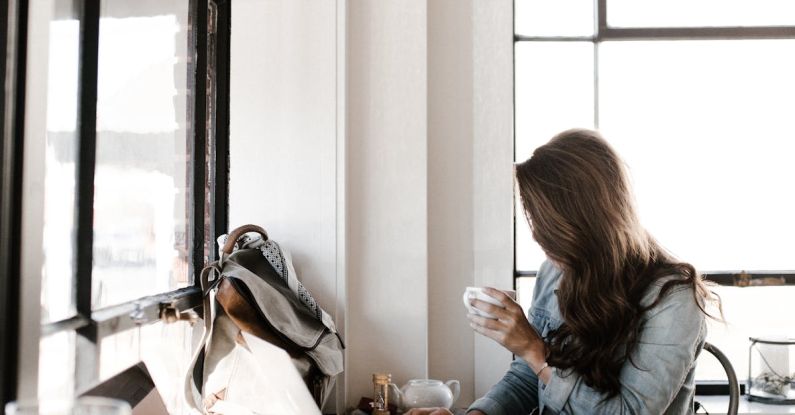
<box><xmin>2</xmin><ymin>0</ymin><xmax>231</xmax><ymax>405</ymax></box>
<box><xmin>2</xmin><ymin>0</ymin><xmax>28</xmax><ymax>407</ymax></box>
<box><xmin>513</xmin><ymin>0</ymin><xmax>795</xmax><ymax>396</ymax></box>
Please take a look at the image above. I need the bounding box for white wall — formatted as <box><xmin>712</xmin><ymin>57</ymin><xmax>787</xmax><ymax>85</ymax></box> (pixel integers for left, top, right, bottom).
<box><xmin>229</xmin><ymin>0</ymin><xmax>514</xmax><ymax>411</ymax></box>
<box><xmin>227</xmin><ymin>0</ymin><xmax>342</xmax><ymax>411</ymax></box>
<box><xmin>345</xmin><ymin>0</ymin><xmax>515</xmax><ymax>407</ymax></box>
<box><xmin>229</xmin><ymin>0</ymin><xmax>338</xmax><ymax>319</ymax></box>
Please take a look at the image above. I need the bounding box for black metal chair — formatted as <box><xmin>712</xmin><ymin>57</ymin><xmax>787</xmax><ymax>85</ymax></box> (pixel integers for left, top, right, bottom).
<box><xmin>694</xmin><ymin>342</ymin><xmax>740</xmax><ymax>415</ymax></box>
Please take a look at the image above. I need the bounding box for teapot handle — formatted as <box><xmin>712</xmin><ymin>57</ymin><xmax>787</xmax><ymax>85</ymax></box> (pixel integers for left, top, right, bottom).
<box><xmin>445</xmin><ymin>380</ymin><xmax>461</xmax><ymax>407</ymax></box>
<box><xmin>387</xmin><ymin>383</ymin><xmax>402</xmax><ymax>408</ymax></box>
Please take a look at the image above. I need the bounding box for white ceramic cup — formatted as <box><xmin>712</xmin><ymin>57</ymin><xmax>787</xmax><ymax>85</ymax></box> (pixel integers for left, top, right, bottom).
<box><xmin>462</xmin><ymin>287</ymin><xmax>517</xmax><ymax>319</ymax></box>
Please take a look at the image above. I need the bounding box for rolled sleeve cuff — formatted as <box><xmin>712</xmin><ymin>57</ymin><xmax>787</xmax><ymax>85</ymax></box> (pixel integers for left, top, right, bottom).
<box><xmin>468</xmin><ymin>396</ymin><xmax>508</xmax><ymax>415</ymax></box>
<box><xmin>541</xmin><ymin>368</ymin><xmax>579</xmax><ymax>413</ymax></box>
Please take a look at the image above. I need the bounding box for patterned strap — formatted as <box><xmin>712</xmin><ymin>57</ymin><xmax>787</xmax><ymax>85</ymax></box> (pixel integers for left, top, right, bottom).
<box><xmin>259</xmin><ymin>239</ymin><xmax>323</xmax><ymax>321</ymax></box>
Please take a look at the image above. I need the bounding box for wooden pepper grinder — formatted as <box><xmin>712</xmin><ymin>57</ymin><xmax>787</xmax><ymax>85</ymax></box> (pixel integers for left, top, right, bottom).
<box><xmin>371</xmin><ymin>373</ymin><xmax>392</xmax><ymax>415</ymax></box>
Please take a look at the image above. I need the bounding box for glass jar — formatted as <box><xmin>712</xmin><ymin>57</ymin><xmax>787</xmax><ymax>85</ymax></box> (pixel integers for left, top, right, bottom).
<box><xmin>372</xmin><ymin>373</ymin><xmax>392</xmax><ymax>415</ymax></box>
<box><xmin>747</xmin><ymin>336</ymin><xmax>795</xmax><ymax>404</ymax></box>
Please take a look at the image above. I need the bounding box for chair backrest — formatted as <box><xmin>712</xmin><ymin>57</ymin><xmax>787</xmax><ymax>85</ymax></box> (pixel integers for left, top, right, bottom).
<box><xmin>698</xmin><ymin>342</ymin><xmax>740</xmax><ymax>415</ymax></box>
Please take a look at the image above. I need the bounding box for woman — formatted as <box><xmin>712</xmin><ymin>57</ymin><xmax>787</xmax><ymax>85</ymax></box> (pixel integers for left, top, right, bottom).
<box><xmin>408</xmin><ymin>129</ymin><xmax>719</xmax><ymax>415</ymax></box>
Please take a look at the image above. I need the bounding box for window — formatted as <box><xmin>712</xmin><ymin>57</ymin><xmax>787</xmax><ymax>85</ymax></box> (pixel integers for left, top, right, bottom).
<box><xmin>2</xmin><ymin>0</ymin><xmax>230</xmax><ymax>410</ymax></box>
<box><xmin>514</xmin><ymin>0</ymin><xmax>795</xmax><ymax>388</ymax></box>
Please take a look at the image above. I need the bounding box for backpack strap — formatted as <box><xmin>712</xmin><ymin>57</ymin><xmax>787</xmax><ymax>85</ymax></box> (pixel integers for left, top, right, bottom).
<box><xmin>200</xmin><ymin>262</ymin><xmax>222</xmax><ymax>331</ymax></box>
<box><xmin>184</xmin><ymin>262</ymin><xmax>222</xmax><ymax>411</ymax></box>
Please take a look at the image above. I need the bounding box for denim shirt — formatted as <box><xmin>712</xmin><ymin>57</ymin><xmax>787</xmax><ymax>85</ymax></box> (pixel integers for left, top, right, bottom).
<box><xmin>468</xmin><ymin>261</ymin><xmax>706</xmax><ymax>415</ymax></box>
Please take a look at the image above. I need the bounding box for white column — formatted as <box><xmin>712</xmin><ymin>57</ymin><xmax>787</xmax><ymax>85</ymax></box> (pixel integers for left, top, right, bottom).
<box><xmin>345</xmin><ymin>0</ymin><xmax>514</xmax><ymax>409</ymax></box>
<box><xmin>345</xmin><ymin>0</ymin><xmax>430</xmax><ymax>406</ymax></box>
<box><xmin>427</xmin><ymin>0</ymin><xmax>477</xmax><ymax>406</ymax></box>
<box><xmin>472</xmin><ymin>0</ymin><xmax>515</xmax><ymax>399</ymax></box>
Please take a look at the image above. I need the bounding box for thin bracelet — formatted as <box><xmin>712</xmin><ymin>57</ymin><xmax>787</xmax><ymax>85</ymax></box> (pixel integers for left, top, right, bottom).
<box><xmin>535</xmin><ymin>362</ymin><xmax>549</xmax><ymax>377</ymax></box>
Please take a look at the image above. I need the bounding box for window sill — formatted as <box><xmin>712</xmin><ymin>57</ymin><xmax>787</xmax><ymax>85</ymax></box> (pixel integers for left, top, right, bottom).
<box><xmin>695</xmin><ymin>395</ymin><xmax>795</xmax><ymax>414</ymax></box>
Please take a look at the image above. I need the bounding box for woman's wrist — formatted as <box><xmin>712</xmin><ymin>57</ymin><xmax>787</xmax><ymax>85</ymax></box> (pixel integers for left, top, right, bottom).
<box><xmin>520</xmin><ymin>346</ymin><xmax>546</xmax><ymax>373</ymax></box>
<box><xmin>534</xmin><ymin>362</ymin><xmax>549</xmax><ymax>377</ymax></box>
<box><xmin>536</xmin><ymin>364</ymin><xmax>552</xmax><ymax>384</ymax></box>
<box><xmin>523</xmin><ymin>349</ymin><xmax>553</xmax><ymax>383</ymax></box>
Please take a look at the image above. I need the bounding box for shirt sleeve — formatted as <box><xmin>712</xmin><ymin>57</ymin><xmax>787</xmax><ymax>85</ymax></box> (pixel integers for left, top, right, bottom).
<box><xmin>540</xmin><ymin>286</ymin><xmax>706</xmax><ymax>415</ymax></box>
<box><xmin>467</xmin><ymin>260</ymin><xmax>556</xmax><ymax>415</ymax></box>
<box><xmin>468</xmin><ymin>357</ymin><xmax>540</xmax><ymax>415</ymax></box>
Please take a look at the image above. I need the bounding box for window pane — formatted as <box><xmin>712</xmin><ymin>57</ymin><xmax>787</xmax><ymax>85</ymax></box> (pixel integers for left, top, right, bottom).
<box><xmin>695</xmin><ymin>285</ymin><xmax>795</xmax><ymax>382</ymax></box>
<box><xmin>140</xmin><ymin>321</ymin><xmax>198</xmax><ymax>414</ymax></box>
<box><xmin>516</xmin><ymin>198</ymin><xmax>544</xmax><ymax>272</ymax></box>
<box><xmin>516</xmin><ymin>276</ymin><xmax>537</xmax><ymax>313</ymax></box>
<box><xmin>514</xmin><ymin>42</ymin><xmax>595</xmax><ymax>271</ymax></box>
<box><xmin>204</xmin><ymin>1</ymin><xmax>218</xmax><ymax>263</ymax></box>
<box><xmin>608</xmin><ymin>0</ymin><xmax>795</xmax><ymax>28</ymax></box>
<box><xmin>27</xmin><ymin>0</ymin><xmax>80</xmax><ymax>323</ymax></box>
<box><xmin>99</xmin><ymin>320</ymin><xmax>196</xmax><ymax>415</ymax></box>
<box><xmin>599</xmin><ymin>40</ymin><xmax>795</xmax><ymax>271</ymax></box>
<box><xmin>515</xmin><ymin>0</ymin><xmax>594</xmax><ymax>37</ymax></box>
<box><xmin>93</xmin><ymin>0</ymin><xmax>192</xmax><ymax>309</ymax></box>
<box><xmin>39</xmin><ymin>331</ymin><xmax>76</xmax><ymax>402</ymax></box>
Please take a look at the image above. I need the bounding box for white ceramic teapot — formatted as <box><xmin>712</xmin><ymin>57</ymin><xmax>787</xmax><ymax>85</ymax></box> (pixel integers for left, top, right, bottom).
<box><xmin>389</xmin><ymin>379</ymin><xmax>461</xmax><ymax>411</ymax></box>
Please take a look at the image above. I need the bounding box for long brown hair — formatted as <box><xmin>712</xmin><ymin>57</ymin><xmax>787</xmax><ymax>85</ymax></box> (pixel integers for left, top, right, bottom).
<box><xmin>515</xmin><ymin>129</ymin><xmax>720</xmax><ymax>397</ymax></box>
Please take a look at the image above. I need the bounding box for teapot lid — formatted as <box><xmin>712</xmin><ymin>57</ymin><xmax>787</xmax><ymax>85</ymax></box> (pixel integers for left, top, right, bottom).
<box><xmin>407</xmin><ymin>379</ymin><xmax>443</xmax><ymax>386</ymax></box>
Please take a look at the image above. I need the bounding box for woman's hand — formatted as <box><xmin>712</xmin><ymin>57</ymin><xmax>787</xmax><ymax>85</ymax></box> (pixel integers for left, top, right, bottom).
<box><xmin>467</xmin><ymin>287</ymin><xmax>547</xmax><ymax>370</ymax></box>
<box><xmin>403</xmin><ymin>408</ymin><xmax>454</xmax><ymax>415</ymax></box>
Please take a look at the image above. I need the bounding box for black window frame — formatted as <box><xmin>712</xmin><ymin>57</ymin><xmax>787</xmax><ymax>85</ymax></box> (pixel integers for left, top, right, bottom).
<box><xmin>1</xmin><ymin>0</ymin><xmax>231</xmax><ymax>405</ymax></box>
<box><xmin>513</xmin><ymin>0</ymin><xmax>795</xmax><ymax>396</ymax></box>
<box><xmin>1</xmin><ymin>0</ymin><xmax>29</xmax><ymax>407</ymax></box>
